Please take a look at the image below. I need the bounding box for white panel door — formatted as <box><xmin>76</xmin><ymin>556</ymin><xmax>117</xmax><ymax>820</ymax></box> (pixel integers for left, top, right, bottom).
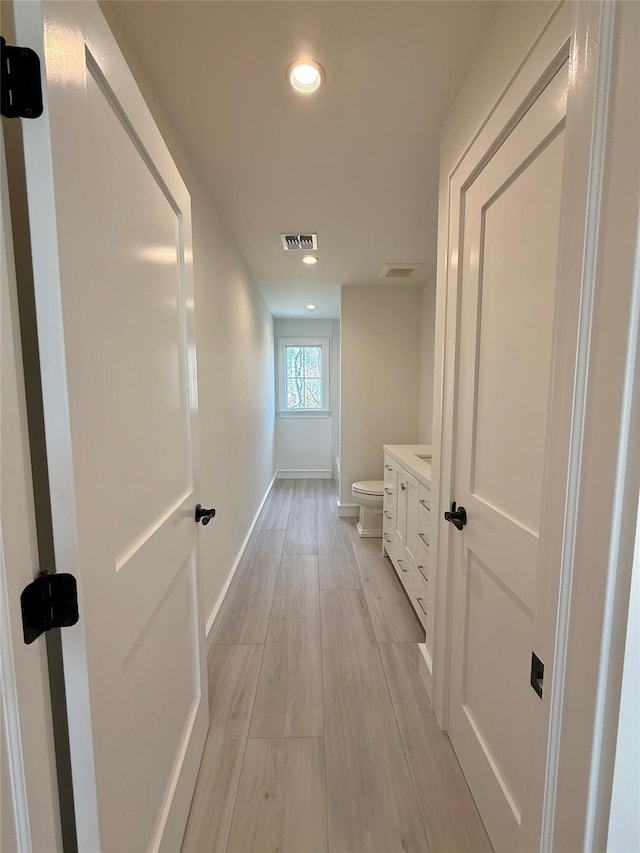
<box><xmin>1</xmin><ymin>124</ymin><xmax>61</xmax><ymax>853</ymax></box>
<box><xmin>449</xmin><ymin>64</ymin><xmax>568</xmax><ymax>852</ymax></box>
<box><xmin>13</xmin><ymin>2</ymin><xmax>208</xmax><ymax>850</ymax></box>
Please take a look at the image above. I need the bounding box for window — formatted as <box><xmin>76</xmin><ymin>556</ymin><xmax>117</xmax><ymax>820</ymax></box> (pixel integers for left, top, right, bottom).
<box><xmin>277</xmin><ymin>337</ymin><xmax>330</xmax><ymax>416</ymax></box>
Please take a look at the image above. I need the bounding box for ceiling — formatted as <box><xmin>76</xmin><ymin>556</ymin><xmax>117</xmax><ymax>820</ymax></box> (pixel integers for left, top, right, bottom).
<box><xmin>101</xmin><ymin>1</ymin><xmax>498</xmax><ymax>319</ymax></box>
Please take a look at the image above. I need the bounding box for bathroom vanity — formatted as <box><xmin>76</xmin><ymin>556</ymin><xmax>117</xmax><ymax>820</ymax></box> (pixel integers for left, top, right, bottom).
<box><xmin>382</xmin><ymin>444</ymin><xmax>435</xmax><ymax>690</ymax></box>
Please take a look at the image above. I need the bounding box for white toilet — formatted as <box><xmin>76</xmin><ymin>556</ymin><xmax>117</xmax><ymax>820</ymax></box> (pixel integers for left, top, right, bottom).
<box><xmin>351</xmin><ymin>480</ymin><xmax>384</xmax><ymax>538</ymax></box>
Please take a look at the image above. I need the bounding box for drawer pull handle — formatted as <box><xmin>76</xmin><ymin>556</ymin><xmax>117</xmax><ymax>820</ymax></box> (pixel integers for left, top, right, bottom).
<box><xmin>384</xmin><ymin>511</ymin><xmax>392</xmax><ymax>519</ymax></box>
<box><xmin>385</xmin><ymin>464</ymin><xmax>393</xmax><ymax>471</ymax></box>
<box><xmin>400</xmin><ymin>482</ymin><xmax>407</xmax><ymax>491</ymax></box>
<box><xmin>397</xmin><ymin>559</ymin><xmax>407</xmax><ymax>572</ymax></box>
<box><xmin>417</xmin><ymin>565</ymin><xmax>428</xmax><ymax>582</ymax></box>
<box><xmin>384</xmin><ymin>487</ymin><xmax>392</xmax><ymax>495</ymax></box>
<box><xmin>418</xmin><ymin>533</ymin><xmax>429</xmax><ymax>546</ymax></box>
<box><xmin>384</xmin><ymin>533</ymin><xmax>391</xmax><ymax>542</ymax></box>
<box><xmin>419</xmin><ymin>499</ymin><xmax>431</xmax><ymax>511</ymax></box>
<box><xmin>416</xmin><ymin>597</ymin><xmax>427</xmax><ymax>616</ymax></box>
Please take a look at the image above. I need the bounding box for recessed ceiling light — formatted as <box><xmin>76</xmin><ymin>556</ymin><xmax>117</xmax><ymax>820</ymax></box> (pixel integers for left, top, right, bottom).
<box><xmin>302</xmin><ymin>255</ymin><xmax>318</xmax><ymax>265</ymax></box>
<box><xmin>306</xmin><ymin>304</ymin><xmax>316</xmax><ymax>311</ymax></box>
<box><xmin>287</xmin><ymin>59</ymin><xmax>325</xmax><ymax>94</ymax></box>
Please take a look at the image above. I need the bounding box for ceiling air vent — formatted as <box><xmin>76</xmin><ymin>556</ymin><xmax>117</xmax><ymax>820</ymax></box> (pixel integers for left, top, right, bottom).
<box><xmin>280</xmin><ymin>233</ymin><xmax>318</xmax><ymax>251</ymax></box>
<box><xmin>379</xmin><ymin>263</ymin><xmax>423</xmax><ymax>279</ymax></box>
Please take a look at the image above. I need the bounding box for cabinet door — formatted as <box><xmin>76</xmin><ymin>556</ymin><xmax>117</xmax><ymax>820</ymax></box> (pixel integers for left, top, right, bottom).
<box><xmin>395</xmin><ymin>474</ymin><xmax>408</xmax><ymax>547</ymax></box>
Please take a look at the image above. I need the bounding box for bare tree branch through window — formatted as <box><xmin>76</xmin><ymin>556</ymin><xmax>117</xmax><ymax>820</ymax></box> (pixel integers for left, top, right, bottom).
<box><xmin>286</xmin><ymin>345</ymin><xmax>323</xmax><ymax>409</ymax></box>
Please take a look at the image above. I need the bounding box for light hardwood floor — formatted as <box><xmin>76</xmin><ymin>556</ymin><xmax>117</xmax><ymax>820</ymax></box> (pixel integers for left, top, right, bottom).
<box><xmin>183</xmin><ymin>479</ymin><xmax>492</xmax><ymax>853</ymax></box>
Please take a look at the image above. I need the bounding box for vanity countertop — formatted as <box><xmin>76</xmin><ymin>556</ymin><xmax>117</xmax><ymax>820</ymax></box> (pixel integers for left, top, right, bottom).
<box><xmin>383</xmin><ymin>444</ymin><xmax>433</xmax><ymax>486</ymax></box>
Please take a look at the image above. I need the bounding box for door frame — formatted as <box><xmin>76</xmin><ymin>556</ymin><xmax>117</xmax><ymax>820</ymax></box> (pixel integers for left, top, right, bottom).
<box><xmin>1</xmin><ymin>123</ymin><xmax>62</xmax><ymax>852</ymax></box>
<box><xmin>431</xmin><ymin>0</ymin><xmax>640</xmax><ymax>849</ymax></box>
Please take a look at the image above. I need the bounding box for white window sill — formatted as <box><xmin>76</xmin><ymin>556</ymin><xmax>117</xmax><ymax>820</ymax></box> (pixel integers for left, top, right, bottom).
<box><xmin>278</xmin><ymin>410</ymin><xmax>331</xmax><ymax>419</ymax></box>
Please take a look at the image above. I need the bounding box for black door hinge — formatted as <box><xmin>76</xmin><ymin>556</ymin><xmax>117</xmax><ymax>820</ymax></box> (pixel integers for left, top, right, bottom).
<box><xmin>530</xmin><ymin>651</ymin><xmax>544</xmax><ymax>699</ymax></box>
<box><xmin>1</xmin><ymin>36</ymin><xmax>43</xmax><ymax>118</ymax></box>
<box><xmin>21</xmin><ymin>573</ymin><xmax>79</xmax><ymax>644</ymax></box>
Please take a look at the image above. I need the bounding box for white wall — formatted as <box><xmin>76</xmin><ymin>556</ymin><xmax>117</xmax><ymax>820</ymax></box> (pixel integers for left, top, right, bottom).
<box><xmin>439</xmin><ymin>1</ymin><xmax>557</xmax><ymax>174</ymax></box>
<box><xmin>331</xmin><ymin>319</ymin><xmax>341</xmax><ymax>475</ymax></box>
<box><xmin>101</xmin><ymin>6</ymin><xmax>276</xmax><ymax>631</ymax></box>
<box><xmin>418</xmin><ymin>282</ymin><xmax>436</xmax><ymax>443</ymax></box>
<box><xmin>193</xmin><ymin>194</ymin><xmax>275</xmax><ymax>623</ymax></box>
<box><xmin>274</xmin><ymin>318</ymin><xmax>338</xmax><ymax>477</ymax></box>
<box><xmin>340</xmin><ymin>285</ymin><xmax>422</xmax><ymax>506</ymax></box>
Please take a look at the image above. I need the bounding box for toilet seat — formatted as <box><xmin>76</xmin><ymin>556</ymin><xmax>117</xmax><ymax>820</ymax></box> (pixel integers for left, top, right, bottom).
<box><xmin>352</xmin><ymin>480</ymin><xmax>384</xmax><ymax>497</ymax></box>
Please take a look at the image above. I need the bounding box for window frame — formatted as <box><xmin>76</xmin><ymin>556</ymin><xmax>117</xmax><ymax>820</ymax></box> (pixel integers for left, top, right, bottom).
<box><xmin>277</xmin><ymin>337</ymin><xmax>330</xmax><ymax>418</ymax></box>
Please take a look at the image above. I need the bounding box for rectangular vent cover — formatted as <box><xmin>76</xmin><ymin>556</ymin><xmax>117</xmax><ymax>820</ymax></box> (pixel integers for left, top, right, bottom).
<box><xmin>280</xmin><ymin>233</ymin><xmax>318</xmax><ymax>251</ymax></box>
<box><xmin>379</xmin><ymin>263</ymin><xmax>423</xmax><ymax>279</ymax></box>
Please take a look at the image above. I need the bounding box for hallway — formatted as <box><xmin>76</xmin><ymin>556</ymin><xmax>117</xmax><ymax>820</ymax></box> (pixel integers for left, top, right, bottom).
<box><xmin>182</xmin><ymin>480</ymin><xmax>491</xmax><ymax>852</ymax></box>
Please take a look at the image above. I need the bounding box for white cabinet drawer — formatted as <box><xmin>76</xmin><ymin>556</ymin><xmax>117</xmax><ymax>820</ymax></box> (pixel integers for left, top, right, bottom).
<box><xmin>417</xmin><ymin>531</ymin><xmax>430</xmax><ymax>557</ymax></box>
<box><xmin>382</xmin><ymin>526</ymin><xmax>394</xmax><ymax>552</ymax></box>
<box><xmin>405</xmin><ymin>567</ymin><xmax>429</xmax><ymax>631</ymax></box>
<box><xmin>415</xmin><ymin>558</ymin><xmax>429</xmax><ymax>585</ymax></box>
<box><xmin>383</xmin><ymin>455</ymin><xmax>397</xmax><ymax>532</ymax></box>
<box><xmin>411</xmin><ymin>586</ymin><xmax>429</xmax><ymax>631</ymax></box>
<box><xmin>417</xmin><ymin>499</ymin><xmax>430</xmax><ymax>559</ymax></box>
<box><xmin>395</xmin><ymin>552</ymin><xmax>412</xmax><ymax>583</ymax></box>
<box><xmin>418</xmin><ymin>497</ymin><xmax>431</xmax><ymax>529</ymax></box>
<box><xmin>386</xmin><ymin>540</ymin><xmax>413</xmax><ymax>596</ymax></box>
<box><xmin>384</xmin><ymin>457</ymin><xmax>397</xmax><ymax>485</ymax></box>
<box><xmin>418</xmin><ymin>482</ymin><xmax>431</xmax><ymax>502</ymax></box>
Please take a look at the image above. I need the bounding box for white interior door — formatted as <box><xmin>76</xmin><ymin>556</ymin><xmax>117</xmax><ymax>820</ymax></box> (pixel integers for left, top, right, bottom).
<box><xmin>13</xmin><ymin>2</ymin><xmax>208</xmax><ymax>849</ymax></box>
<box><xmin>448</xmin><ymin>63</ymin><xmax>569</xmax><ymax>852</ymax></box>
<box><xmin>1</xmin><ymin>125</ymin><xmax>61</xmax><ymax>852</ymax></box>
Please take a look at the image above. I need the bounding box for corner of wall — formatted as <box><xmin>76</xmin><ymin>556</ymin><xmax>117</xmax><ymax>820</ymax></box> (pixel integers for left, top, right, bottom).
<box><xmin>418</xmin><ymin>281</ymin><xmax>436</xmax><ymax>444</ymax></box>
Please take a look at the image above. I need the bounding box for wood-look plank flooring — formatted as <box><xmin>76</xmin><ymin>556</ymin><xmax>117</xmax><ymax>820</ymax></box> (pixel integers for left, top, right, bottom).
<box><xmin>318</xmin><ymin>510</ymin><xmax>360</xmax><ymax>589</ymax></box>
<box><xmin>250</xmin><ymin>556</ymin><xmax>323</xmax><ymax>738</ymax></box>
<box><xmin>284</xmin><ymin>498</ymin><xmax>318</xmax><ymax>555</ymax></box>
<box><xmin>350</xmin><ymin>532</ymin><xmax>425</xmax><ymax>644</ymax></box>
<box><xmin>181</xmin><ymin>645</ymin><xmax>263</xmax><ymax>853</ymax></box>
<box><xmin>214</xmin><ymin>531</ymin><xmax>285</xmax><ymax>645</ymax></box>
<box><xmin>257</xmin><ymin>478</ymin><xmax>294</xmax><ymax>531</ymax></box>
<box><xmin>183</xmin><ymin>479</ymin><xmax>491</xmax><ymax>853</ymax></box>
<box><xmin>380</xmin><ymin>643</ymin><xmax>492</xmax><ymax>852</ymax></box>
<box><xmin>227</xmin><ymin>738</ymin><xmax>327</xmax><ymax>853</ymax></box>
<box><xmin>321</xmin><ymin>588</ymin><xmax>430</xmax><ymax>852</ymax></box>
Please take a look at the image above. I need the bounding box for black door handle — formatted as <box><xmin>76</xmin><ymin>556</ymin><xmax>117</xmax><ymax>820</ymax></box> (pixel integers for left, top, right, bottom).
<box><xmin>195</xmin><ymin>504</ymin><xmax>216</xmax><ymax>526</ymax></box>
<box><xmin>444</xmin><ymin>501</ymin><xmax>467</xmax><ymax>531</ymax></box>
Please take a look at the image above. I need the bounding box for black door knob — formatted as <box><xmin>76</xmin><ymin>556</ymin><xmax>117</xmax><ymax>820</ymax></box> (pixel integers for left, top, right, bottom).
<box><xmin>444</xmin><ymin>501</ymin><xmax>467</xmax><ymax>531</ymax></box>
<box><xmin>195</xmin><ymin>504</ymin><xmax>216</xmax><ymax>526</ymax></box>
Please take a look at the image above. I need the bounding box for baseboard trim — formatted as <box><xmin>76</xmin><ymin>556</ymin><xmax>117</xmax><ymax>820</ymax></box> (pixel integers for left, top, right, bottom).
<box><xmin>205</xmin><ymin>471</ymin><xmax>277</xmax><ymax>648</ymax></box>
<box><xmin>276</xmin><ymin>468</ymin><xmax>332</xmax><ymax>479</ymax></box>
<box><xmin>337</xmin><ymin>501</ymin><xmax>360</xmax><ymax>518</ymax></box>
